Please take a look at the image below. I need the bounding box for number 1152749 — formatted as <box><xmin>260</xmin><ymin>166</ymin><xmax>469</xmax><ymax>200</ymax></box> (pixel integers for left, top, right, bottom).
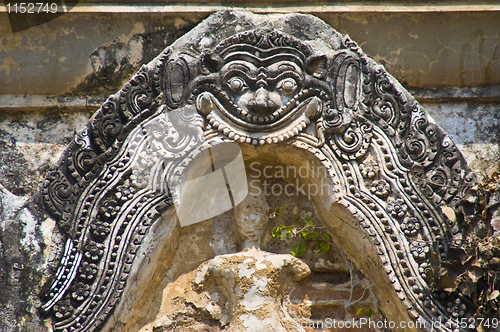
<box><xmin>6</xmin><ymin>3</ymin><xmax>59</xmax><ymax>14</ymax></box>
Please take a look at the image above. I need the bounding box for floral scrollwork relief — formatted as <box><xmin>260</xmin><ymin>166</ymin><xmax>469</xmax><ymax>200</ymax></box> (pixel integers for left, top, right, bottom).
<box><xmin>387</xmin><ymin>198</ymin><xmax>408</xmax><ymax>219</ymax></box>
<box><xmin>401</xmin><ymin>217</ymin><xmax>421</xmax><ymax>237</ymax></box>
<box><xmin>370</xmin><ymin>179</ymin><xmax>390</xmax><ymax>198</ymax></box>
<box><xmin>41</xmin><ymin>11</ymin><xmax>477</xmax><ymax>332</ymax></box>
<box><xmin>410</xmin><ymin>241</ymin><xmax>431</xmax><ymax>261</ymax></box>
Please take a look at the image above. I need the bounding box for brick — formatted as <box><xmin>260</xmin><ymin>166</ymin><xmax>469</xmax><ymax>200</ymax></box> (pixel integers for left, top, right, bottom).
<box><xmin>310</xmin><ymin>304</ymin><xmax>346</xmax><ymax>320</ymax></box>
<box><xmin>351</xmin><ymin>285</ymin><xmax>371</xmax><ymax>301</ymax></box>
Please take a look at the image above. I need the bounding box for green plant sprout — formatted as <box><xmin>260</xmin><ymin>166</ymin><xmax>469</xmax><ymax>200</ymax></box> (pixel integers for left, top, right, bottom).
<box><xmin>355</xmin><ymin>307</ymin><xmax>376</xmax><ymax>318</ymax></box>
<box><xmin>270</xmin><ymin>206</ymin><xmax>378</xmax><ymax>313</ymax></box>
<box><xmin>270</xmin><ymin>206</ymin><xmax>330</xmax><ymax>257</ymax></box>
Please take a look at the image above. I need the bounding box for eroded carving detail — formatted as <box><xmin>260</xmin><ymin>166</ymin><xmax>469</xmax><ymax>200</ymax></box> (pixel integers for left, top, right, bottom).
<box><xmin>42</xmin><ymin>12</ymin><xmax>477</xmax><ymax>332</ymax></box>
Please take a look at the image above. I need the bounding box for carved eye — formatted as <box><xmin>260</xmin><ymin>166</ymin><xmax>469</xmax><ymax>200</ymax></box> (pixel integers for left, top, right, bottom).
<box><xmin>277</xmin><ymin>78</ymin><xmax>297</xmax><ymax>95</ymax></box>
<box><xmin>227</xmin><ymin>77</ymin><xmax>248</xmax><ymax>93</ymax></box>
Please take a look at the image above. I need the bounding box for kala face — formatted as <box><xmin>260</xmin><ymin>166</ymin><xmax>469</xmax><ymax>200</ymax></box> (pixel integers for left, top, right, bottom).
<box><xmin>221</xmin><ymin>60</ymin><xmax>304</xmax><ymax>121</ymax></box>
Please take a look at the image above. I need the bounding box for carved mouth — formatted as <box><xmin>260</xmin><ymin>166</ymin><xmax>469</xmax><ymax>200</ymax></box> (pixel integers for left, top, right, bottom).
<box><xmin>196</xmin><ymin>91</ymin><xmax>322</xmax><ymax>145</ymax></box>
<box><xmin>219</xmin><ymin>89</ymin><xmax>312</xmax><ymax>126</ymax></box>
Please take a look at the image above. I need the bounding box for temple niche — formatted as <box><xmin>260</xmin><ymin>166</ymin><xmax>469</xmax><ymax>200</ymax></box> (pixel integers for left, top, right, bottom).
<box><xmin>108</xmin><ymin>156</ymin><xmax>389</xmax><ymax>332</ymax></box>
<box><xmin>37</xmin><ymin>10</ymin><xmax>494</xmax><ymax>332</ymax></box>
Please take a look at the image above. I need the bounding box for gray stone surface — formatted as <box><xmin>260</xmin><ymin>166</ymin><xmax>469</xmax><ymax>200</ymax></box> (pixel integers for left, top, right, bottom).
<box><xmin>423</xmin><ymin>101</ymin><xmax>500</xmax><ymax>179</ymax></box>
<box><xmin>0</xmin><ymin>110</ymin><xmax>93</xmax><ymax>195</ymax></box>
<box><xmin>0</xmin><ymin>13</ymin><xmax>208</xmax><ymax>96</ymax></box>
<box><xmin>0</xmin><ymin>187</ymin><xmax>55</xmax><ymax>332</ymax></box>
<box><xmin>0</xmin><ymin>110</ymin><xmax>90</xmax><ymax>331</ymax></box>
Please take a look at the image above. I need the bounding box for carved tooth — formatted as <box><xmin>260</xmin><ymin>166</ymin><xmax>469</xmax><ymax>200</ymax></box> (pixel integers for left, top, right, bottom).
<box><xmin>246</xmin><ymin>137</ymin><xmax>252</xmax><ymax>144</ymax></box>
<box><xmin>300</xmin><ymin>121</ymin><xmax>306</xmax><ymax>128</ymax></box>
<box><xmin>228</xmin><ymin>132</ymin><xmax>235</xmax><ymax>139</ymax></box>
<box><xmin>223</xmin><ymin>128</ymin><xmax>230</xmax><ymax>135</ymax></box>
<box><xmin>305</xmin><ymin>97</ymin><xmax>321</xmax><ymax>118</ymax></box>
<box><xmin>278</xmin><ymin>135</ymin><xmax>284</xmax><ymax>142</ymax></box>
<box><xmin>209</xmin><ymin>117</ymin><xmax>216</xmax><ymax>124</ymax></box>
<box><xmin>259</xmin><ymin>139</ymin><xmax>265</xmax><ymax>145</ymax></box>
<box><xmin>272</xmin><ymin>137</ymin><xmax>278</xmax><ymax>144</ymax></box>
<box><xmin>304</xmin><ymin>117</ymin><xmax>310</xmax><ymax>124</ymax></box>
<box><xmin>234</xmin><ymin>134</ymin><xmax>240</xmax><ymax>141</ymax></box>
<box><xmin>257</xmin><ymin>117</ymin><xmax>265</xmax><ymax>123</ymax></box>
<box><xmin>264</xmin><ymin>116</ymin><xmax>270</xmax><ymax>122</ymax></box>
<box><xmin>239</xmin><ymin>136</ymin><xmax>246</xmax><ymax>143</ymax></box>
<box><xmin>196</xmin><ymin>92</ymin><xmax>213</xmax><ymax>115</ymax></box>
<box><xmin>293</xmin><ymin>127</ymin><xmax>299</xmax><ymax>135</ymax></box>
<box><xmin>287</xmin><ymin>131</ymin><xmax>294</xmax><ymax>137</ymax></box>
<box><xmin>266</xmin><ymin>138</ymin><xmax>272</xmax><ymax>144</ymax></box>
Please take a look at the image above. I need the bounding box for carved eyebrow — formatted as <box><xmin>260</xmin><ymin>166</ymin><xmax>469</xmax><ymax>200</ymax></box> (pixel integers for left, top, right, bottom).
<box><xmin>266</xmin><ymin>61</ymin><xmax>303</xmax><ymax>77</ymax></box>
<box><xmin>224</xmin><ymin>50</ymin><xmax>305</xmax><ymax>68</ymax></box>
<box><xmin>277</xmin><ymin>64</ymin><xmax>296</xmax><ymax>71</ymax></box>
<box><xmin>267</xmin><ymin>71</ymin><xmax>302</xmax><ymax>85</ymax></box>
<box><xmin>222</xmin><ymin>69</ymin><xmax>257</xmax><ymax>85</ymax></box>
<box><xmin>227</xmin><ymin>63</ymin><xmax>252</xmax><ymax>72</ymax></box>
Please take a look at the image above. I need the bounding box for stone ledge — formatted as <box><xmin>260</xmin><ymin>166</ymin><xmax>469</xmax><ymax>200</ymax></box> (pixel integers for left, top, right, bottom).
<box><xmin>0</xmin><ymin>95</ymin><xmax>106</xmax><ymax>111</ymax></box>
<box><xmin>409</xmin><ymin>85</ymin><xmax>500</xmax><ymax>102</ymax></box>
<box><xmin>2</xmin><ymin>86</ymin><xmax>500</xmax><ymax>111</ymax></box>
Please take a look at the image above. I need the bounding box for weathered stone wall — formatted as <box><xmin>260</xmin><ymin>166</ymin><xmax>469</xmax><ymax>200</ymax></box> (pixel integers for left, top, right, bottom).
<box><xmin>2</xmin><ymin>8</ymin><xmax>499</xmax><ymax>177</ymax></box>
<box><xmin>2</xmin><ymin>11</ymin><xmax>500</xmax><ymax>94</ymax></box>
<box><xmin>0</xmin><ymin>5</ymin><xmax>499</xmax><ymax>332</ymax></box>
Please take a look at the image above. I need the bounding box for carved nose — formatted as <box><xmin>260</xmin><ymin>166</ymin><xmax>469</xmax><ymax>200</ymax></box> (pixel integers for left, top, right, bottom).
<box><xmin>254</xmin><ymin>87</ymin><xmax>268</xmax><ymax>106</ymax></box>
<box><xmin>250</xmin><ymin>87</ymin><xmax>274</xmax><ymax>113</ymax></box>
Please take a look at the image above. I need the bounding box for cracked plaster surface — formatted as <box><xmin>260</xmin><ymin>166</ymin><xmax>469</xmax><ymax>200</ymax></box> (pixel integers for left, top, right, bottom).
<box><xmin>2</xmin><ymin>12</ymin><xmax>500</xmax><ymax>95</ymax></box>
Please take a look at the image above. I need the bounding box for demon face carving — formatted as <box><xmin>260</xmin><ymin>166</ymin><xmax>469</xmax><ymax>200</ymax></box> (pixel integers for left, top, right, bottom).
<box><xmin>197</xmin><ymin>28</ymin><xmax>327</xmax><ymax>144</ymax></box>
<box><xmin>220</xmin><ymin>48</ymin><xmax>304</xmax><ymax>122</ymax></box>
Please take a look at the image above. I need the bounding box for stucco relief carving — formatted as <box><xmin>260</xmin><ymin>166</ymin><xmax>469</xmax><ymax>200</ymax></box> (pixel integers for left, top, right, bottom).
<box><xmin>41</xmin><ymin>11</ymin><xmax>476</xmax><ymax>332</ymax></box>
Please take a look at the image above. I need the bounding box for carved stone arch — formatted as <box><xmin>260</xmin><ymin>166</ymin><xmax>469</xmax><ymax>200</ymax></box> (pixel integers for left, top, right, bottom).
<box><xmin>41</xmin><ymin>11</ymin><xmax>476</xmax><ymax>332</ymax></box>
